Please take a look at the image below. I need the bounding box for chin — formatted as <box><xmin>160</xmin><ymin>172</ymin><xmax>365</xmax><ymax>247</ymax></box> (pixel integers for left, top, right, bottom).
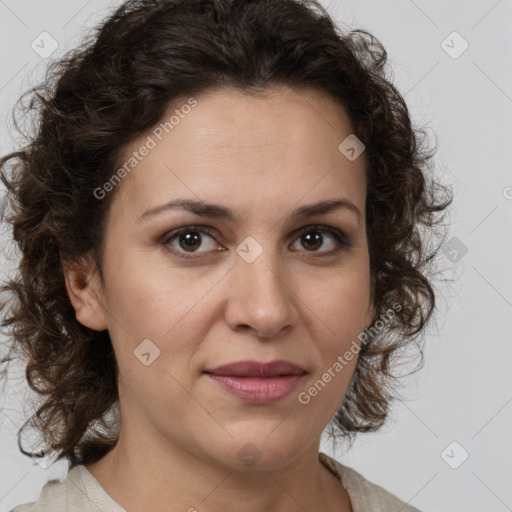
<box><xmin>209</xmin><ymin>431</ymin><xmax>308</xmax><ymax>472</ymax></box>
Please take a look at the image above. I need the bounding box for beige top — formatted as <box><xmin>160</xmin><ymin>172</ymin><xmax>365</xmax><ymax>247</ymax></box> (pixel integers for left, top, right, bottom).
<box><xmin>10</xmin><ymin>452</ymin><xmax>421</xmax><ymax>511</ymax></box>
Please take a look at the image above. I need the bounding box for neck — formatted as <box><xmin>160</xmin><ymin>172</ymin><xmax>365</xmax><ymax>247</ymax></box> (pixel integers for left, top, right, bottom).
<box><xmin>85</xmin><ymin>425</ymin><xmax>351</xmax><ymax>512</ymax></box>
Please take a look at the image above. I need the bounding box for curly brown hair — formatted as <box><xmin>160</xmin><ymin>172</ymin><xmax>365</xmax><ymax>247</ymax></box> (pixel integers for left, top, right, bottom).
<box><xmin>0</xmin><ymin>0</ymin><xmax>452</xmax><ymax>468</ymax></box>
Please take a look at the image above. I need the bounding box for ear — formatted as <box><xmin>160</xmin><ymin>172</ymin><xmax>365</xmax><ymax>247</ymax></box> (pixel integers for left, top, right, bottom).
<box><xmin>60</xmin><ymin>251</ymin><xmax>108</xmax><ymax>331</ymax></box>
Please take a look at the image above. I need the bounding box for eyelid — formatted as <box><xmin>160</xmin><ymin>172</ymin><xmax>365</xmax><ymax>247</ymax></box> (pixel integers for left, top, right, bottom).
<box><xmin>159</xmin><ymin>225</ymin><xmax>220</xmax><ymax>257</ymax></box>
<box><xmin>160</xmin><ymin>223</ymin><xmax>351</xmax><ymax>260</ymax></box>
<box><xmin>294</xmin><ymin>224</ymin><xmax>350</xmax><ymax>243</ymax></box>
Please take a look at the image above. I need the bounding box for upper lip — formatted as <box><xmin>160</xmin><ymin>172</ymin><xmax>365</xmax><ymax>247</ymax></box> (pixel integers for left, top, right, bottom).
<box><xmin>204</xmin><ymin>359</ymin><xmax>306</xmax><ymax>377</ymax></box>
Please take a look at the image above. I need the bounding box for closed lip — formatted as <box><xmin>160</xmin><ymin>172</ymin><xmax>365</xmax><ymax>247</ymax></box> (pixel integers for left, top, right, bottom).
<box><xmin>203</xmin><ymin>359</ymin><xmax>307</xmax><ymax>377</ymax></box>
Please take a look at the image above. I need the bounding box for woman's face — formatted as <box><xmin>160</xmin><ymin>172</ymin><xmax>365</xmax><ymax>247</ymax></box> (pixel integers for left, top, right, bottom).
<box><xmin>80</xmin><ymin>85</ymin><xmax>373</xmax><ymax>470</ymax></box>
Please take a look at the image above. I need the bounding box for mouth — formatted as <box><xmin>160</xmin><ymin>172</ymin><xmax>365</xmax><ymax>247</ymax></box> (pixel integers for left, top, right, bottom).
<box><xmin>203</xmin><ymin>359</ymin><xmax>306</xmax><ymax>404</ymax></box>
<box><xmin>203</xmin><ymin>359</ymin><xmax>307</xmax><ymax>378</ymax></box>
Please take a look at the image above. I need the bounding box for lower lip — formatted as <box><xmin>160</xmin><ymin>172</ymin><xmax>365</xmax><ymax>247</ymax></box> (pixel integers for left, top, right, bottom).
<box><xmin>205</xmin><ymin>373</ymin><xmax>304</xmax><ymax>404</ymax></box>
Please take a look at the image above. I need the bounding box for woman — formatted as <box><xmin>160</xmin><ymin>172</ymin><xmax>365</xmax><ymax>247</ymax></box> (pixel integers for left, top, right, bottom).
<box><xmin>0</xmin><ymin>0</ymin><xmax>451</xmax><ymax>510</ymax></box>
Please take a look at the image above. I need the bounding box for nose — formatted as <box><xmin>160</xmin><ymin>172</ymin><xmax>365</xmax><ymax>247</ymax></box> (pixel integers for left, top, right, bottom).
<box><xmin>224</xmin><ymin>248</ymin><xmax>298</xmax><ymax>338</ymax></box>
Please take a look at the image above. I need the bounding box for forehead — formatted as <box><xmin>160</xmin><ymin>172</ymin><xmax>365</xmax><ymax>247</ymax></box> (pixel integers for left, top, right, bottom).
<box><xmin>112</xmin><ymin>85</ymin><xmax>367</xmax><ymax>220</ymax></box>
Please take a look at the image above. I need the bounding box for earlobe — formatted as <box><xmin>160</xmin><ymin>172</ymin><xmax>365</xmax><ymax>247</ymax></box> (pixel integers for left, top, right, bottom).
<box><xmin>60</xmin><ymin>251</ymin><xmax>108</xmax><ymax>331</ymax></box>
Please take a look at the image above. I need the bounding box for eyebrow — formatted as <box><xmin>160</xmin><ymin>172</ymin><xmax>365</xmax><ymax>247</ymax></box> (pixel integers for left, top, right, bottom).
<box><xmin>137</xmin><ymin>198</ymin><xmax>362</xmax><ymax>224</ymax></box>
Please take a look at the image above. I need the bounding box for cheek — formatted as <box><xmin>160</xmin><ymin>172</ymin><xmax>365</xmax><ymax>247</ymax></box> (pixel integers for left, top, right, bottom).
<box><xmin>102</xmin><ymin>256</ymin><xmax>225</xmax><ymax>390</ymax></box>
<box><xmin>307</xmin><ymin>269</ymin><xmax>371</xmax><ymax>349</ymax></box>
<box><xmin>103</xmin><ymin>251</ymin><xmax>216</xmax><ymax>339</ymax></box>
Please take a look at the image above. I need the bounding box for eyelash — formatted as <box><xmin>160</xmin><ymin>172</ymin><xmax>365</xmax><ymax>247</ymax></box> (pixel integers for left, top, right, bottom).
<box><xmin>159</xmin><ymin>224</ymin><xmax>351</xmax><ymax>261</ymax></box>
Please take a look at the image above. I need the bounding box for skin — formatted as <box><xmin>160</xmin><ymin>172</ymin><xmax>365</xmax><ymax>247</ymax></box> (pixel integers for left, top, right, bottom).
<box><xmin>63</xmin><ymin>85</ymin><xmax>373</xmax><ymax>512</ymax></box>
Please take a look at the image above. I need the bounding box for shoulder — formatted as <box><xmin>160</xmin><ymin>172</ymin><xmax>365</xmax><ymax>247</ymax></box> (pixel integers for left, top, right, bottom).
<box><xmin>8</xmin><ymin>471</ymin><xmax>70</xmax><ymax>512</ymax></box>
<box><xmin>9</xmin><ymin>465</ymin><xmax>120</xmax><ymax>512</ymax></box>
<box><xmin>319</xmin><ymin>452</ymin><xmax>422</xmax><ymax>512</ymax></box>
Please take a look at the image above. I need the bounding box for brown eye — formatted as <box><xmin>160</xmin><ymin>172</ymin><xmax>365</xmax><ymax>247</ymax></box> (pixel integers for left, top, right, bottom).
<box><xmin>160</xmin><ymin>224</ymin><xmax>350</xmax><ymax>261</ymax></box>
<box><xmin>161</xmin><ymin>226</ymin><xmax>222</xmax><ymax>259</ymax></box>
<box><xmin>291</xmin><ymin>225</ymin><xmax>350</xmax><ymax>256</ymax></box>
<box><xmin>177</xmin><ymin>232</ymin><xmax>202</xmax><ymax>252</ymax></box>
<box><xmin>300</xmin><ymin>232</ymin><xmax>324</xmax><ymax>251</ymax></box>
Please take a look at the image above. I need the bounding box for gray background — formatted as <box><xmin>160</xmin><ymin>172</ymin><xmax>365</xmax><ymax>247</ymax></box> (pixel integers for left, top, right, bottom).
<box><xmin>0</xmin><ymin>1</ymin><xmax>511</xmax><ymax>511</ymax></box>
